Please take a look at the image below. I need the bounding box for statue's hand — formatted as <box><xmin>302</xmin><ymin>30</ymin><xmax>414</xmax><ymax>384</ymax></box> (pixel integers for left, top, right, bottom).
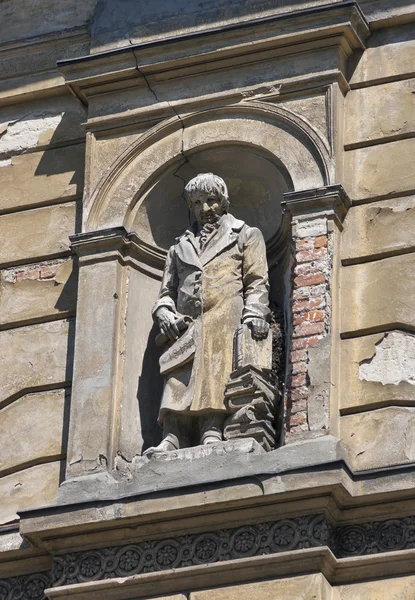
<box><xmin>156</xmin><ymin>307</ymin><xmax>180</xmax><ymax>342</ymax></box>
<box><xmin>246</xmin><ymin>318</ymin><xmax>270</xmax><ymax>340</ymax></box>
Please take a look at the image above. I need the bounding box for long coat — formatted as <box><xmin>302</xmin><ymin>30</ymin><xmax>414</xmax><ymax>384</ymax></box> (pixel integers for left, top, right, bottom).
<box><xmin>152</xmin><ymin>213</ymin><xmax>270</xmax><ymax>425</ymax></box>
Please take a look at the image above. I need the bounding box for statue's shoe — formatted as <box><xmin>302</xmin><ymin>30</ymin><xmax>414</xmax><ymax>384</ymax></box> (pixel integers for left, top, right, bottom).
<box><xmin>143</xmin><ymin>439</ymin><xmax>178</xmax><ymax>457</ymax></box>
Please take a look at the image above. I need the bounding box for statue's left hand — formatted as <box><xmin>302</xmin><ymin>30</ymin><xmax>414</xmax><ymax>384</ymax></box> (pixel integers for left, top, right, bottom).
<box><xmin>246</xmin><ymin>318</ymin><xmax>270</xmax><ymax>340</ymax></box>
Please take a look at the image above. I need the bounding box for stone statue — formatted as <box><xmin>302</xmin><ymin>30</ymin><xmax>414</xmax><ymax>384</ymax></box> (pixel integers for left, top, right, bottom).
<box><xmin>147</xmin><ymin>173</ymin><xmax>272</xmax><ymax>454</ymax></box>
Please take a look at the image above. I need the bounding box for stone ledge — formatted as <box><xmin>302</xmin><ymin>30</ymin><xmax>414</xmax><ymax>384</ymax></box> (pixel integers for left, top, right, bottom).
<box><xmin>56</xmin><ymin>436</ymin><xmax>344</xmax><ymax>505</ymax></box>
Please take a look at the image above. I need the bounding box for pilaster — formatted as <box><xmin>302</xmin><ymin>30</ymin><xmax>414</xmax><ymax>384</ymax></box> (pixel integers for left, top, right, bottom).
<box><xmin>282</xmin><ymin>185</ymin><xmax>351</xmax><ymax>440</ymax></box>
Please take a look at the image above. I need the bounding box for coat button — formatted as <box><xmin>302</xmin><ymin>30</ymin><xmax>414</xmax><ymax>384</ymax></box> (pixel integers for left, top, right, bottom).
<box><xmin>194</xmin><ymin>300</ymin><xmax>201</xmax><ymax>308</ymax></box>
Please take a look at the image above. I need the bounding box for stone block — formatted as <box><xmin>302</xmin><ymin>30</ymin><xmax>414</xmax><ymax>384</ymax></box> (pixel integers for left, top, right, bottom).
<box><xmin>0</xmin><ymin>461</ymin><xmax>62</xmax><ymax>525</ymax></box>
<box><xmin>345</xmin><ymin>79</ymin><xmax>415</xmax><ymax>147</ymax></box>
<box><xmin>0</xmin><ymin>390</ymin><xmax>66</xmax><ymax>477</ymax></box>
<box><xmin>350</xmin><ymin>23</ymin><xmax>415</xmax><ymax>87</ymax></box>
<box><xmin>340</xmin><ymin>254</ymin><xmax>415</xmax><ymax>335</ymax></box>
<box><xmin>344</xmin><ymin>138</ymin><xmax>415</xmax><ymax>201</ymax></box>
<box><xmin>0</xmin><ymin>259</ymin><xmax>77</xmax><ymax>327</ymax></box>
<box><xmin>191</xmin><ymin>573</ymin><xmax>331</xmax><ymax>600</ymax></box>
<box><xmin>0</xmin><ymin>202</ymin><xmax>77</xmax><ymax>267</ymax></box>
<box><xmin>0</xmin><ymin>319</ymin><xmax>73</xmax><ymax>405</ymax></box>
<box><xmin>341</xmin><ymin>196</ymin><xmax>415</xmax><ymax>263</ymax></box>
<box><xmin>0</xmin><ymin>143</ymin><xmax>84</xmax><ymax>213</ymax></box>
<box><xmin>341</xmin><ymin>407</ymin><xmax>415</xmax><ymax>471</ymax></box>
<box><xmin>339</xmin><ymin>332</ymin><xmax>415</xmax><ymax>413</ymax></box>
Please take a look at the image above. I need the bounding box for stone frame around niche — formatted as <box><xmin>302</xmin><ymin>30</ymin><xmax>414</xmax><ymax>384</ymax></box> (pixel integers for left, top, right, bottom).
<box><xmin>58</xmin><ymin>100</ymin><xmax>351</xmax><ymax>500</ymax></box>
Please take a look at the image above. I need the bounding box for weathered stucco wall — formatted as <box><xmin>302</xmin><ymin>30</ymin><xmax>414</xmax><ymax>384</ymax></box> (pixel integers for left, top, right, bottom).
<box><xmin>339</xmin><ymin>21</ymin><xmax>415</xmax><ymax>471</ymax></box>
<box><xmin>0</xmin><ymin>1</ymin><xmax>89</xmax><ymax>525</ymax></box>
<box><xmin>0</xmin><ymin>0</ymin><xmax>415</xmax><ymax>598</ymax></box>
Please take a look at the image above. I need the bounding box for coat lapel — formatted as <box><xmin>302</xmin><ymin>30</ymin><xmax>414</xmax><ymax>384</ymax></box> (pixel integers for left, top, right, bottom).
<box><xmin>174</xmin><ymin>228</ymin><xmax>203</xmax><ymax>270</ymax></box>
<box><xmin>201</xmin><ymin>214</ymin><xmax>245</xmax><ymax>266</ymax></box>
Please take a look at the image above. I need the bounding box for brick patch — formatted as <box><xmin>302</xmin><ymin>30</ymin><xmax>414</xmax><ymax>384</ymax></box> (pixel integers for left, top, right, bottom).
<box><xmin>2</xmin><ymin>259</ymin><xmax>67</xmax><ymax>284</ymax></box>
<box><xmin>286</xmin><ymin>231</ymin><xmax>331</xmax><ymax>435</ymax></box>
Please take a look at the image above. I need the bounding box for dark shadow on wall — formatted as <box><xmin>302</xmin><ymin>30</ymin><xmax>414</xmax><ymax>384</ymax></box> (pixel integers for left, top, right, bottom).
<box><xmin>137</xmin><ymin>324</ymin><xmax>164</xmax><ymax>453</ymax></box>
<box><xmin>56</xmin><ymin>206</ymin><xmax>81</xmax><ymax>485</ymax></box>
<box><xmin>59</xmin><ymin>316</ymin><xmax>76</xmax><ymax>485</ymax></box>
<box><xmin>92</xmin><ymin>0</ymin><xmax>328</xmax><ymax>50</ymax></box>
<box><xmin>32</xmin><ymin>108</ymin><xmax>86</xmax><ymax>194</ymax></box>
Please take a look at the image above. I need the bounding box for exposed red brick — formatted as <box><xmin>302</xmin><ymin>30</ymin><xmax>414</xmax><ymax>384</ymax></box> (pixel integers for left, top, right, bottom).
<box><xmin>310</xmin><ymin>284</ymin><xmax>327</xmax><ymax>298</ymax></box>
<box><xmin>291</xmin><ymin>398</ymin><xmax>308</xmax><ymax>413</ymax></box>
<box><xmin>308</xmin><ymin>335</ymin><xmax>322</xmax><ymax>346</ymax></box>
<box><xmin>305</xmin><ymin>310</ymin><xmax>324</xmax><ymax>322</ymax></box>
<box><xmin>292</xmin><ymin>361</ymin><xmax>307</xmax><ymax>375</ymax></box>
<box><xmin>291</xmin><ymin>387</ymin><xmax>309</xmax><ymax>402</ymax></box>
<box><xmin>291</xmin><ymin>338</ymin><xmax>309</xmax><ymax>350</ymax></box>
<box><xmin>293</xmin><ymin>287</ymin><xmax>311</xmax><ymax>301</ymax></box>
<box><xmin>289</xmin><ymin>423</ymin><xmax>308</xmax><ymax>434</ymax></box>
<box><xmin>295</xmin><ymin>248</ymin><xmax>328</xmax><ymax>264</ymax></box>
<box><xmin>290</xmin><ymin>412</ymin><xmax>307</xmax><ymax>427</ymax></box>
<box><xmin>294</xmin><ymin>273</ymin><xmax>326</xmax><ymax>288</ymax></box>
<box><xmin>293</xmin><ymin>321</ymin><xmax>325</xmax><ymax>338</ymax></box>
<box><xmin>296</xmin><ymin>239</ymin><xmax>313</xmax><ymax>250</ymax></box>
<box><xmin>293</xmin><ymin>297</ymin><xmax>326</xmax><ymax>314</ymax></box>
<box><xmin>16</xmin><ymin>268</ymin><xmax>39</xmax><ymax>282</ymax></box>
<box><xmin>294</xmin><ymin>261</ymin><xmax>327</xmax><ymax>277</ymax></box>
<box><xmin>291</xmin><ymin>373</ymin><xmax>307</xmax><ymax>387</ymax></box>
<box><xmin>40</xmin><ymin>265</ymin><xmax>57</xmax><ymax>279</ymax></box>
<box><xmin>291</xmin><ymin>349</ymin><xmax>307</xmax><ymax>363</ymax></box>
<box><xmin>314</xmin><ymin>235</ymin><xmax>328</xmax><ymax>249</ymax></box>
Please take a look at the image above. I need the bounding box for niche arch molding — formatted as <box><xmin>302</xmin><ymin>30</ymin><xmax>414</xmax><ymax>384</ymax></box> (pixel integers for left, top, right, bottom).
<box><xmin>86</xmin><ymin>101</ymin><xmax>332</xmax><ymax>242</ymax></box>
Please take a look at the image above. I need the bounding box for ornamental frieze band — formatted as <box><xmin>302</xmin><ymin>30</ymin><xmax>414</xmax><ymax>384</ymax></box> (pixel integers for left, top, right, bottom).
<box><xmin>2</xmin><ymin>515</ymin><xmax>415</xmax><ymax>598</ymax></box>
<box><xmin>50</xmin><ymin>514</ymin><xmax>415</xmax><ymax>586</ymax></box>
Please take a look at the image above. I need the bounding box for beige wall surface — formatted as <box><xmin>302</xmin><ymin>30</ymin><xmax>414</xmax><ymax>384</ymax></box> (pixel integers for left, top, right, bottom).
<box><xmin>0</xmin><ymin>1</ymin><xmax>415</xmax><ymax>595</ymax></box>
<box><xmin>339</xmin><ymin>19</ymin><xmax>415</xmax><ymax>470</ymax></box>
<box><xmin>188</xmin><ymin>573</ymin><xmax>415</xmax><ymax>600</ymax></box>
<box><xmin>0</xmin><ymin>88</ymin><xmax>83</xmax><ymax>524</ymax></box>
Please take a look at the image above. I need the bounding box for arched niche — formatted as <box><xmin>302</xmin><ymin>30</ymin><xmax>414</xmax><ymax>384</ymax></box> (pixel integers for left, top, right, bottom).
<box><xmin>86</xmin><ymin>102</ymin><xmax>331</xmax><ymax>234</ymax></box>
<box><xmin>129</xmin><ymin>143</ymin><xmax>292</xmax><ymax>251</ymax></box>
<box><xmin>68</xmin><ymin>103</ymin><xmax>333</xmax><ymax>465</ymax></box>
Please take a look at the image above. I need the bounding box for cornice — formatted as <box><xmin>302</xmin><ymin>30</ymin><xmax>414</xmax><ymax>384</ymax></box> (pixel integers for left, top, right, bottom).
<box><xmin>57</xmin><ymin>2</ymin><xmax>369</xmax><ymax>106</ymax></box>
<box><xmin>69</xmin><ymin>227</ymin><xmax>166</xmax><ymax>274</ymax></box>
<box><xmin>282</xmin><ymin>184</ymin><xmax>352</xmax><ymax>231</ymax></box>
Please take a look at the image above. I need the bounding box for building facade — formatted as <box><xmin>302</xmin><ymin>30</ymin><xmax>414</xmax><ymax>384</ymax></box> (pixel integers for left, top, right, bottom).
<box><xmin>1</xmin><ymin>0</ymin><xmax>415</xmax><ymax>598</ymax></box>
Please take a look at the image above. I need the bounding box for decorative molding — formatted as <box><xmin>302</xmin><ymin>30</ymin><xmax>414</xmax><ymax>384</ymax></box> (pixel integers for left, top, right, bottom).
<box><xmin>48</xmin><ymin>514</ymin><xmax>415</xmax><ymax>587</ymax></box>
<box><xmin>88</xmin><ymin>102</ymin><xmax>332</xmax><ymax>232</ymax></box>
<box><xmin>52</xmin><ymin>515</ymin><xmax>329</xmax><ymax>586</ymax></box>
<box><xmin>70</xmin><ymin>227</ymin><xmax>166</xmax><ymax>273</ymax></box>
<box><xmin>5</xmin><ymin>514</ymin><xmax>415</xmax><ymax>594</ymax></box>
<box><xmin>333</xmin><ymin>516</ymin><xmax>415</xmax><ymax>558</ymax></box>
<box><xmin>57</xmin><ymin>2</ymin><xmax>368</xmax><ymax>107</ymax></box>
<box><xmin>0</xmin><ymin>572</ymin><xmax>51</xmax><ymax>600</ymax></box>
<box><xmin>282</xmin><ymin>184</ymin><xmax>351</xmax><ymax>231</ymax></box>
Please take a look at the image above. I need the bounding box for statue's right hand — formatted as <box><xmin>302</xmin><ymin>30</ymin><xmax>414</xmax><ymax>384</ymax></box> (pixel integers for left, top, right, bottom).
<box><xmin>156</xmin><ymin>307</ymin><xmax>180</xmax><ymax>342</ymax></box>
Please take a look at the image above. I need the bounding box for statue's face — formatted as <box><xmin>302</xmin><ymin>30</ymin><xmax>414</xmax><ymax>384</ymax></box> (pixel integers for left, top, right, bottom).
<box><xmin>189</xmin><ymin>191</ymin><xmax>224</xmax><ymax>226</ymax></box>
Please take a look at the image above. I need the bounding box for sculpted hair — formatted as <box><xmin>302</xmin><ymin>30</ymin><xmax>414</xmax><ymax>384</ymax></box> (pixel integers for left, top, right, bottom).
<box><xmin>184</xmin><ymin>173</ymin><xmax>230</xmax><ymax>212</ymax></box>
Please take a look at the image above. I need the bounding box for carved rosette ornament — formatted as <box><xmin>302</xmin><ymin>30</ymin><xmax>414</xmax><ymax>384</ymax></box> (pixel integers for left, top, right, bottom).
<box><xmin>52</xmin><ymin>515</ymin><xmax>329</xmax><ymax>586</ymax></box>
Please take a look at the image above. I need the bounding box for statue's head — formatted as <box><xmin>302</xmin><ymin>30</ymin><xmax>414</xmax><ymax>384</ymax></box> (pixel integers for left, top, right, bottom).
<box><xmin>184</xmin><ymin>173</ymin><xmax>230</xmax><ymax>225</ymax></box>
